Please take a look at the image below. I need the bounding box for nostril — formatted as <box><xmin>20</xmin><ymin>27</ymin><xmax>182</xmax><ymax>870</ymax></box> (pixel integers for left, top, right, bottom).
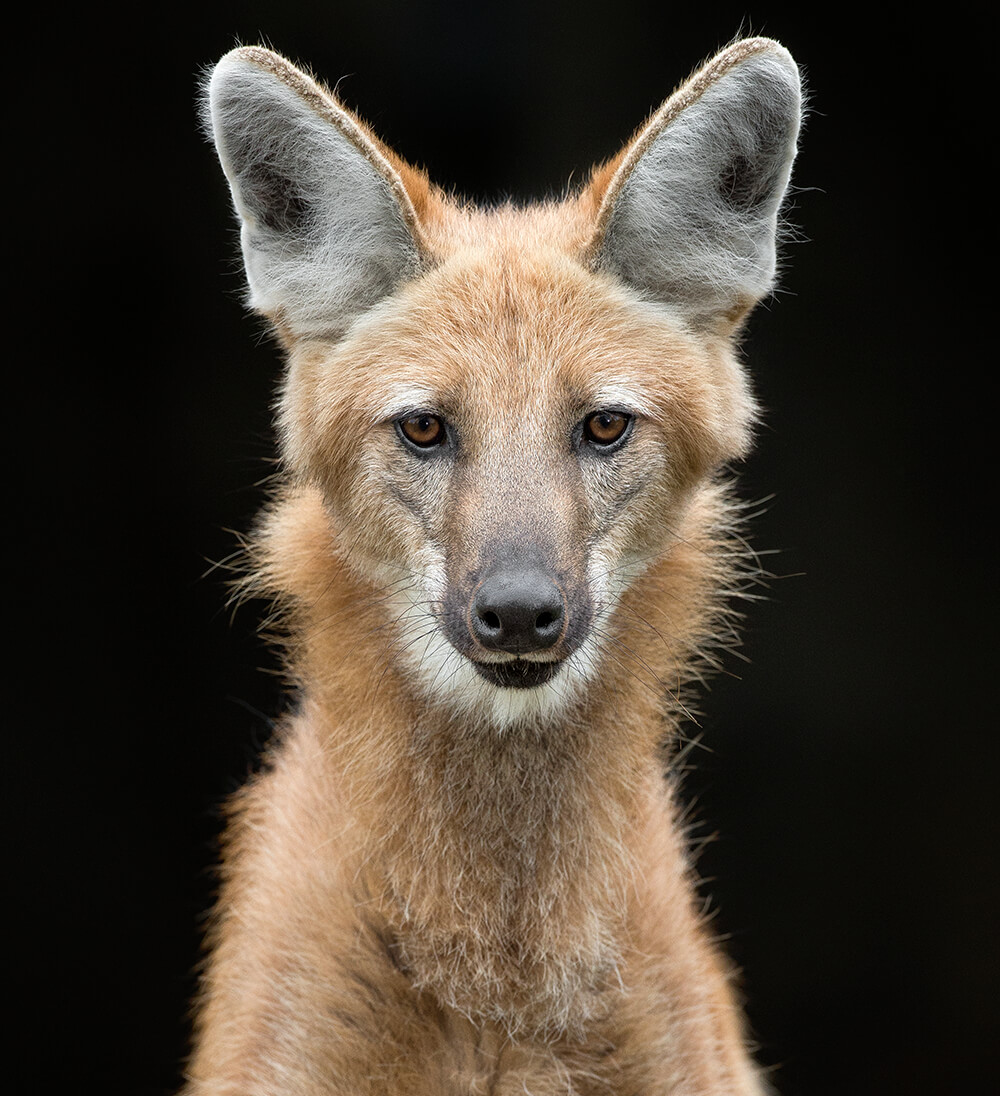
<box><xmin>535</xmin><ymin>609</ymin><xmax>559</xmax><ymax>631</ymax></box>
<box><xmin>480</xmin><ymin>610</ymin><xmax>501</xmax><ymax>632</ymax></box>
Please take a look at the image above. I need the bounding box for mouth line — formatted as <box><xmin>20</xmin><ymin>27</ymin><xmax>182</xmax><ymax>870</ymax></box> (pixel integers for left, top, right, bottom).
<box><xmin>471</xmin><ymin>658</ymin><xmax>564</xmax><ymax>689</ymax></box>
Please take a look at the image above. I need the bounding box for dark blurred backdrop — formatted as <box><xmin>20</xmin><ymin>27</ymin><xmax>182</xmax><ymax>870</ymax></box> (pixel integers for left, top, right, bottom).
<box><xmin>12</xmin><ymin>4</ymin><xmax>993</xmax><ymax>1094</ymax></box>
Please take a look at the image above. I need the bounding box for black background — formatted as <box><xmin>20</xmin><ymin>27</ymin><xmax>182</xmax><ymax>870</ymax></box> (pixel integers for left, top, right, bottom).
<box><xmin>13</xmin><ymin>5</ymin><xmax>993</xmax><ymax>1094</ymax></box>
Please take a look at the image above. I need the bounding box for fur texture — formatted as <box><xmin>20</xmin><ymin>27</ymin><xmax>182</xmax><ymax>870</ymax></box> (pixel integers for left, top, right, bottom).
<box><xmin>188</xmin><ymin>37</ymin><xmax>802</xmax><ymax>1094</ymax></box>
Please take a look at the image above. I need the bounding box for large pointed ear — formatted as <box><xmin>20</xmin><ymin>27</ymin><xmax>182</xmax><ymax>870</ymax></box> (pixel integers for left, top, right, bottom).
<box><xmin>587</xmin><ymin>38</ymin><xmax>801</xmax><ymax>331</ymax></box>
<box><xmin>205</xmin><ymin>47</ymin><xmax>424</xmax><ymax>340</ymax></box>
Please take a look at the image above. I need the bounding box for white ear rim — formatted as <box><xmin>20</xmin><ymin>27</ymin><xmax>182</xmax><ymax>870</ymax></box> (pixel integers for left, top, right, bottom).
<box><xmin>593</xmin><ymin>39</ymin><xmax>802</xmax><ymax>326</ymax></box>
<box><xmin>207</xmin><ymin>48</ymin><xmax>421</xmax><ymax>339</ymax></box>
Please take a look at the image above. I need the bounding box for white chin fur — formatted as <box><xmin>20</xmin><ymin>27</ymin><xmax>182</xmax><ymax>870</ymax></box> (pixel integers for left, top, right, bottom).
<box><xmin>412</xmin><ymin>624</ymin><xmax>601</xmax><ymax>730</ymax></box>
<box><xmin>384</xmin><ymin>584</ymin><xmax>603</xmax><ymax>730</ymax></box>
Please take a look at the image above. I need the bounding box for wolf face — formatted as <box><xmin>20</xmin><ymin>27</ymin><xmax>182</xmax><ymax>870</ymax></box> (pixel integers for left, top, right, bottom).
<box><xmin>206</xmin><ymin>42</ymin><xmax>799</xmax><ymax>730</ymax></box>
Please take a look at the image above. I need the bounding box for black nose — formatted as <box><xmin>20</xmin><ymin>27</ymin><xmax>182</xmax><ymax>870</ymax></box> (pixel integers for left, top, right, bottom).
<box><xmin>470</xmin><ymin>568</ymin><xmax>566</xmax><ymax>654</ymax></box>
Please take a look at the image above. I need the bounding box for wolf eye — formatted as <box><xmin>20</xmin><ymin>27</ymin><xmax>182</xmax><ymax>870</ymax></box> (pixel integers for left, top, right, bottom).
<box><xmin>583</xmin><ymin>410</ymin><xmax>631</xmax><ymax>448</ymax></box>
<box><xmin>397</xmin><ymin>412</ymin><xmax>447</xmax><ymax>449</ymax></box>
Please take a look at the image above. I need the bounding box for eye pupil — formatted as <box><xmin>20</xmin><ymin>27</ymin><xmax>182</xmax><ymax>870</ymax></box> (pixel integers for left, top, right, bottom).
<box><xmin>399</xmin><ymin>413</ymin><xmax>446</xmax><ymax>448</ymax></box>
<box><xmin>584</xmin><ymin>410</ymin><xmax>630</xmax><ymax>446</ymax></box>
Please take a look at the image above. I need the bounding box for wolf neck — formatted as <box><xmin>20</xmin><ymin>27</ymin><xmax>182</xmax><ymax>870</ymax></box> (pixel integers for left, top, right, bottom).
<box><xmin>319</xmin><ymin>627</ymin><xmax>670</xmax><ymax>1035</ymax></box>
<box><xmin>367</xmin><ymin>694</ymin><xmax>659</xmax><ymax>1035</ymax></box>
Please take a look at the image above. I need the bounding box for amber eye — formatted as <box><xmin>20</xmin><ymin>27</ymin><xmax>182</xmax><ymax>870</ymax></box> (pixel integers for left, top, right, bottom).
<box><xmin>583</xmin><ymin>410</ymin><xmax>631</xmax><ymax>448</ymax></box>
<box><xmin>397</xmin><ymin>412</ymin><xmax>447</xmax><ymax>449</ymax></box>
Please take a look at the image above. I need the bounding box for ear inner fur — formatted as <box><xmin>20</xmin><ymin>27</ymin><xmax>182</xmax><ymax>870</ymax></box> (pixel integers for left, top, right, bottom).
<box><xmin>584</xmin><ymin>37</ymin><xmax>801</xmax><ymax>327</ymax></box>
<box><xmin>587</xmin><ymin>38</ymin><xmax>782</xmax><ymax>250</ymax></box>
<box><xmin>220</xmin><ymin>46</ymin><xmax>429</xmax><ymax>248</ymax></box>
<box><xmin>207</xmin><ymin>47</ymin><xmax>434</xmax><ymax>337</ymax></box>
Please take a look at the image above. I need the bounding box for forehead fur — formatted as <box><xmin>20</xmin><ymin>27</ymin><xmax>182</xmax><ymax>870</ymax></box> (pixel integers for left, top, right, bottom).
<box><xmin>281</xmin><ymin>203</ymin><xmax>755</xmax><ymax>475</ymax></box>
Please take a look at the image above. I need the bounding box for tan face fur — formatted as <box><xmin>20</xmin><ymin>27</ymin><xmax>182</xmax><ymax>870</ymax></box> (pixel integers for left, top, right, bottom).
<box><xmin>276</xmin><ymin>209</ymin><xmax>756</xmax><ymax>727</ymax></box>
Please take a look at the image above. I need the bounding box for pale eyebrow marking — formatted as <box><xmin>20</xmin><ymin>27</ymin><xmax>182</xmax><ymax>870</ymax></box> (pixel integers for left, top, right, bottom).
<box><xmin>370</xmin><ymin>385</ymin><xmax>440</xmax><ymax>425</ymax></box>
<box><xmin>592</xmin><ymin>383</ymin><xmax>655</xmax><ymax>417</ymax></box>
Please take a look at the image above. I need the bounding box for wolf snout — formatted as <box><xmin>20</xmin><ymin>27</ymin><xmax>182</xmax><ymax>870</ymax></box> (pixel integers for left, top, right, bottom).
<box><xmin>470</xmin><ymin>568</ymin><xmax>567</xmax><ymax>654</ymax></box>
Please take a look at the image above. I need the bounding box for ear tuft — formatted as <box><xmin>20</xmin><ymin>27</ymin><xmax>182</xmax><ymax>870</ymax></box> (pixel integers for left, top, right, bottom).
<box><xmin>589</xmin><ymin>38</ymin><xmax>802</xmax><ymax>330</ymax></box>
<box><xmin>205</xmin><ymin>47</ymin><xmax>423</xmax><ymax>340</ymax></box>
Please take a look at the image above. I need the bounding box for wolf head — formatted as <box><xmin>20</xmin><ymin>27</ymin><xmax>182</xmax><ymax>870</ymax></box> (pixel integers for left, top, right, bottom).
<box><xmin>205</xmin><ymin>40</ymin><xmax>801</xmax><ymax>727</ymax></box>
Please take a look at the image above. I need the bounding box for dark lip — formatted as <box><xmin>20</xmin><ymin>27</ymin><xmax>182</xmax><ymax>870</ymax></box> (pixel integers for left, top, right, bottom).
<box><xmin>471</xmin><ymin>659</ymin><xmax>563</xmax><ymax>689</ymax></box>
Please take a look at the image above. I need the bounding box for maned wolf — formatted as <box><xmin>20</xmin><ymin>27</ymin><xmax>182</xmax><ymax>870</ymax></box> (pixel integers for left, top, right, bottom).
<box><xmin>189</xmin><ymin>37</ymin><xmax>802</xmax><ymax>1095</ymax></box>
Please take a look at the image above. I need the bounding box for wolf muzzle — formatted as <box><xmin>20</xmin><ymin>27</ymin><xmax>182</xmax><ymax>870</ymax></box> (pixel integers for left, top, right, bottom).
<box><xmin>442</xmin><ymin>546</ymin><xmax>592</xmax><ymax>689</ymax></box>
